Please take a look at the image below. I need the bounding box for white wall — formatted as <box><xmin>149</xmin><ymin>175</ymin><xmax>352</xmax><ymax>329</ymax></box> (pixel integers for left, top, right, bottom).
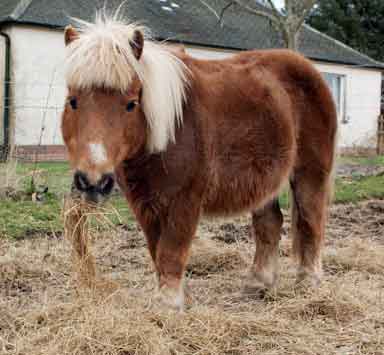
<box><xmin>3</xmin><ymin>26</ymin><xmax>382</xmax><ymax>150</ymax></box>
<box><xmin>186</xmin><ymin>46</ymin><xmax>236</xmax><ymax>60</ymax></box>
<box><xmin>4</xmin><ymin>25</ymin><xmax>66</xmax><ymax>146</ymax></box>
<box><xmin>315</xmin><ymin>62</ymin><xmax>382</xmax><ymax>148</ymax></box>
<box><xmin>0</xmin><ymin>35</ymin><xmax>5</xmax><ymax>144</ymax></box>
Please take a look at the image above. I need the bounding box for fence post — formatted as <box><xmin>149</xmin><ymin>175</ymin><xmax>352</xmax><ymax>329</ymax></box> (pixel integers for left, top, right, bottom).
<box><xmin>378</xmin><ymin>114</ymin><xmax>384</xmax><ymax>155</ymax></box>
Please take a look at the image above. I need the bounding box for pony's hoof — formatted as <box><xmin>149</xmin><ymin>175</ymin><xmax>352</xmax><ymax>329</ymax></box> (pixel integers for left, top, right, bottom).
<box><xmin>242</xmin><ymin>284</ymin><xmax>268</xmax><ymax>299</ymax></box>
<box><xmin>154</xmin><ymin>285</ymin><xmax>185</xmax><ymax>311</ymax></box>
<box><xmin>296</xmin><ymin>270</ymin><xmax>321</xmax><ymax>289</ymax></box>
<box><xmin>243</xmin><ymin>271</ymin><xmax>276</xmax><ymax>299</ymax></box>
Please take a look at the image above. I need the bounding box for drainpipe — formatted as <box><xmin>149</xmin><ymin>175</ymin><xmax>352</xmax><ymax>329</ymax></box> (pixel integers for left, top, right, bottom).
<box><xmin>0</xmin><ymin>30</ymin><xmax>10</xmax><ymax>161</ymax></box>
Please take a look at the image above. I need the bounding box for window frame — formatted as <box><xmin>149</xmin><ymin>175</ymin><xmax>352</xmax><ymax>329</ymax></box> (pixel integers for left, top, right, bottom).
<box><xmin>322</xmin><ymin>72</ymin><xmax>347</xmax><ymax>123</ymax></box>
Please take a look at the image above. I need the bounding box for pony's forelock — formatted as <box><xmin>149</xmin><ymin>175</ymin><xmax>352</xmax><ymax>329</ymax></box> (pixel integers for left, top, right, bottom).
<box><xmin>65</xmin><ymin>12</ymin><xmax>190</xmax><ymax>152</ymax></box>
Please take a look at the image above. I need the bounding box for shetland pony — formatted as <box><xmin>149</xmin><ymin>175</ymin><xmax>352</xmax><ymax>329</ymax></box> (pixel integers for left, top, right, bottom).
<box><xmin>61</xmin><ymin>13</ymin><xmax>337</xmax><ymax>309</ymax></box>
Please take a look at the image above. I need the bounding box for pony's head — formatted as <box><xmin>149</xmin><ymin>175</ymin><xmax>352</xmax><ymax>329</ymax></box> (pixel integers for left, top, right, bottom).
<box><xmin>61</xmin><ymin>13</ymin><xmax>189</xmax><ymax>202</ymax></box>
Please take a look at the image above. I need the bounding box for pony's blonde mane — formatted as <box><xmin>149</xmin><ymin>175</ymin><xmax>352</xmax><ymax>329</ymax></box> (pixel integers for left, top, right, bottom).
<box><xmin>65</xmin><ymin>12</ymin><xmax>190</xmax><ymax>153</ymax></box>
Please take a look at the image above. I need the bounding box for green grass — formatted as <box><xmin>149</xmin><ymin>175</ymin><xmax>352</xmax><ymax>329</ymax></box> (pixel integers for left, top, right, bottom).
<box><xmin>278</xmin><ymin>175</ymin><xmax>384</xmax><ymax>208</ymax></box>
<box><xmin>338</xmin><ymin>155</ymin><xmax>384</xmax><ymax>166</ymax></box>
<box><xmin>17</xmin><ymin>162</ymin><xmax>72</xmax><ymax>195</ymax></box>
<box><xmin>1</xmin><ymin>158</ymin><xmax>384</xmax><ymax>238</ymax></box>
<box><xmin>0</xmin><ymin>196</ymin><xmax>62</xmax><ymax>239</ymax></box>
<box><xmin>0</xmin><ymin>162</ymin><xmax>134</xmax><ymax>239</ymax></box>
<box><xmin>0</xmin><ymin>195</ymin><xmax>135</xmax><ymax>239</ymax></box>
<box><xmin>335</xmin><ymin>175</ymin><xmax>384</xmax><ymax>204</ymax></box>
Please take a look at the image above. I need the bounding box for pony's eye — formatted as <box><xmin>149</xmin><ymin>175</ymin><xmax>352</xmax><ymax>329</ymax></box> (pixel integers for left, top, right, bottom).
<box><xmin>126</xmin><ymin>101</ymin><xmax>137</xmax><ymax>112</ymax></box>
<box><xmin>69</xmin><ymin>97</ymin><xmax>77</xmax><ymax>110</ymax></box>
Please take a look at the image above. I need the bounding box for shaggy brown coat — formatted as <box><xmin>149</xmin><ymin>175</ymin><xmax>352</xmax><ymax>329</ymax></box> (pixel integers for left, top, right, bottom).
<box><xmin>62</xmin><ymin>25</ymin><xmax>337</xmax><ymax>308</ymax></box>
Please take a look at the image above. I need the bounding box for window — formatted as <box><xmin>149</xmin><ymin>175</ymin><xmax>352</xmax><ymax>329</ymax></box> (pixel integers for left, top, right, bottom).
<box><xmin>322</xmin><ymin>73</ymin><xmax>347</xmax><ymax>123</ymax></box>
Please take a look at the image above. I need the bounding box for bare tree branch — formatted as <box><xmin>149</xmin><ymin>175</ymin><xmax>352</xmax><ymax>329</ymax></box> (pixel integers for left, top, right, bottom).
<box><xmin>200</xmin><ymin>1</ymin><xmax>235</xmax><ymax>26</ymax></box>
<box><xmin>285</xmin><ymin>0</ymin><xmax>293</xmax><ymax>19</ymax></box>
<box><xmin>200</xmin><ymin>0</ymin><xmax>221</xmax><ymax>22</ymax></box>
<box><xmin>265</xmin><ymin>0</ymin><xmax>283</xmax><ymax>20</ymax></box>
<box><xmin>232</xmin><ymin>0</ymin><xmax>283</xmax><ymax>29</ymax></box>
<box><xmin>294</xmin><ymin>0</ymin><xmax>317</xmax><ymax>31</ymax></box>
<box><xmin>303</xmin><ymin>0</ymin><xmax>317</xmax><ymax>10</ymax></box>
<box><xmin>219</xmin><ymin>2</ymin><xmax>235</xmax><ymax>25</ymax></box>
<box><xmin>200</xmin><ymin>0</ymin><xmax>317</xmax><ymax>50</ymax></box>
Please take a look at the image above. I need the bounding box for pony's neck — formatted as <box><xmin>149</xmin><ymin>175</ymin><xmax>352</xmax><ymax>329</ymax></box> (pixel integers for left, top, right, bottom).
<box><xmin>122</xmin><ymin>146</ymin><xmax>151</xmax><ymax>169</ymax></box>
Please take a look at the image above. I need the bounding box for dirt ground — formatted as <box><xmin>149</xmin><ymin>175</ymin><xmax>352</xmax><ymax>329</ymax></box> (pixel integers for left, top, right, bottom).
<box><xmin>336</xmin><ymin>163</ymin><xmax>384</xmax><ymax>179</ymax></box>
<box><xmin>1</xmin><ymin>200</ymin><xmax>384</xmax><ymax>355</ymax></box>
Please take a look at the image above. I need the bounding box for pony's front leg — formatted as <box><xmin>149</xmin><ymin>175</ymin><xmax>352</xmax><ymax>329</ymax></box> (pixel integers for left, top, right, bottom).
<box><xmin>135</xmin><ymin>210</ymin><xmax>161</xmax><ymax>265</ymax></box>
<box><xmin>154</xmin><ymin>192</ymin><xmax>201</xmax><ymax>310</ymax></box>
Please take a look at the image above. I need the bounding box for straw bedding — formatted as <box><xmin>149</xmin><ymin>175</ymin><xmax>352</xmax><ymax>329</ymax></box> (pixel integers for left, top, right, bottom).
<box><xmin>1</xmin><ymin>200</ymin><xmax>383</xmax><ymax>354</ymax></box>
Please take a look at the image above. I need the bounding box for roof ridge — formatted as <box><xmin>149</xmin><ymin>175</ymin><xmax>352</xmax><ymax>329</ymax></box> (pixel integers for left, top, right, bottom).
<box><xmin>242</xmin><ymin>3</ymin><xmax>384</xmax><ymax>68</ymax></box>
<box><xmin>10</xmin><ymin>0</ymin><xmax>34</xmax><ymax>20</ymax></box>
<box><xmin>303</xmin><ymin>23</ymin><xmax>384</xmax><ymax>68</ymax></box>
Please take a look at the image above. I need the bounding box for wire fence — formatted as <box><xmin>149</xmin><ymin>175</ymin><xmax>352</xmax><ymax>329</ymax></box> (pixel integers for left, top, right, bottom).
<box><xmin>0</xmin><ymin>80</ymin><xmax>66</xmax><ymax>162</ymax></box>
<box><xmin>378</xmin><ymin>114</ymin><xmax>384</xmax><ymax>155</ymax></box>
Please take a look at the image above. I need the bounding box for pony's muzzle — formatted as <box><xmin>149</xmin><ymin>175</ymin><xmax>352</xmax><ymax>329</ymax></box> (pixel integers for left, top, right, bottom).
<box><xmin>73</xmin><ymin>171</ymin><xmax>115</xmax><ymax>203</ymax></box>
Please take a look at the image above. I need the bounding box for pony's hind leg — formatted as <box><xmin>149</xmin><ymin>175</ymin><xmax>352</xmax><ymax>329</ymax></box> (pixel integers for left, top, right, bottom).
<box><xmin>245</xmin><ymin>199</ymin><xmax>283</xmax><ymax>296</ymax></box>
<box><xmin>290</xmin><ymin>170</ymin><xmax>331</xmax><ymax>286</ymax></box>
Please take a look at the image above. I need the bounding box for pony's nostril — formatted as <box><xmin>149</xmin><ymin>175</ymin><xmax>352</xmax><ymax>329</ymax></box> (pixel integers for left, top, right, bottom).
<box><xmin>74</xmin><ymin>171</ymin><xmax>90</xmax><ymax>192</ymax></box>
<box><xmin>98</xmin><ymin>174</ymin><xmax>114</xmax><ymax>195</ymax></box>
<box><xmin>73</xmin><ymin>172</ymin><xmax>114</xmax><ymax>197</ymax></box>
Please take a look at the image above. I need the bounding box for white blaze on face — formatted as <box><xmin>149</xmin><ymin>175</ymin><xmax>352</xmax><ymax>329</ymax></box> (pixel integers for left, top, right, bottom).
<box><xmin>88</xmin><ymin>143</ymin><xmax>107</xmax><ymax>165</ymax></box>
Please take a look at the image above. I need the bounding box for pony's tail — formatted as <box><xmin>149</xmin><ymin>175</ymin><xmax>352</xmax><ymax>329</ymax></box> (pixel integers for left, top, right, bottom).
<box><xmin>327</xmin><ymin>120</ymin><xmax>339</xmax><ymax>204</ymax></box>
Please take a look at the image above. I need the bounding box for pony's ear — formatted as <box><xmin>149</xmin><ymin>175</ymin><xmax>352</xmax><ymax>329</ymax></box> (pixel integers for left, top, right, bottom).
<box><xmin>130</xmin><ymin>30</ymin><xmax>144</xmax><ymax>60</ymax></box>
<box><xmin>64</xmin><ymin>25</ymin><xmax>79</xmax><ymax>46</ymax></box>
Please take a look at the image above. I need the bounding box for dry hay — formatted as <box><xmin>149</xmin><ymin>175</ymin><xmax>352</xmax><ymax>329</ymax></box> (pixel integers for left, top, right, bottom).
<box><xmin>324</xmin><ymin>238</ymin><xmax>384</xmax><ymax>275</ymax></box>
<box><xmin>327</xmin><ymin>200</ymin><xmax>384</xmax><ymax>244</ymax></box>
<box><xmin>187</xmin><ymin>238</ymin><xmax>248</xmax><ymax>277</ymax></box>
<box><xmin>1</xmin><ymin>200</ymin><xmax>384</xmax><ymax>355</ymax></box>
<box><xmin>62</xmin><ymin>196</ymin><xmax>121</xmax><ymax>293</ymax></box>
<box><xmin>63</xmin><ymin>197</ymin><xmax>97</xmax><ymax>287</ymax></box>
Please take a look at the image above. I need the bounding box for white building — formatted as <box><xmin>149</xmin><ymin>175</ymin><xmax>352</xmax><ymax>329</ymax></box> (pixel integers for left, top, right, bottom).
<box><xmin>0</xmin><ymin>0</ymin><xmax>383</xmax><ymax>160</ymax></box>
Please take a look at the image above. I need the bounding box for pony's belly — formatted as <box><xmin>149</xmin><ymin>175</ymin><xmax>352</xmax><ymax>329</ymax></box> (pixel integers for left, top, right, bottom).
<box><xmin>202</xmin><ymin>167</ymin><xmax>288</xmax><ymax>216</ymax></box>
<box><xmin>203</xmin><ymin>189</ymin><xmax>268</xmax><ymax>216</ymax></box>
